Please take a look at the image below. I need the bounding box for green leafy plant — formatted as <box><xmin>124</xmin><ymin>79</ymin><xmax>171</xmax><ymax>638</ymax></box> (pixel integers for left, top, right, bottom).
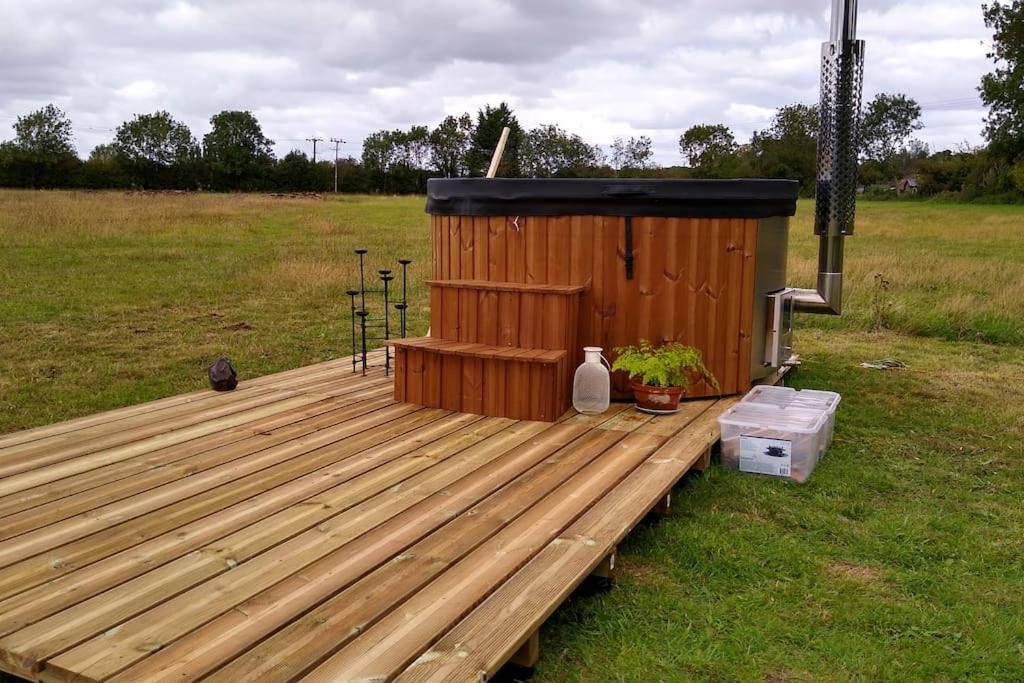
<box><xmin>611</xmin><ymin>340</ymin><xmax>718</xmax><ymax>390</ymax></box>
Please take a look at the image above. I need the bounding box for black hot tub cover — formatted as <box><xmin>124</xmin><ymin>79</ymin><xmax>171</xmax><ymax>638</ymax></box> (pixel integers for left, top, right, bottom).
<box><xmin>426</xmin><ymin>178</ymin><xmax>799</xmax><ymax>218</ymax></box>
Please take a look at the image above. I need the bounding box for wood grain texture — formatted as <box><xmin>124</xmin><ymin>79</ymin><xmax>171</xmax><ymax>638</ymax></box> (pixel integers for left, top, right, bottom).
<box><xmin>396</xmin><ymin>400</ymin><xmax>732</xmax><ymax>683</ymax></box>
<box><xmin>0</xmin><ymin>352</ymin><xmax>786</xmax><ymax>683</ymax></box>
<box><xmin>394</xmin><ymin>273</ymin><xmax>583</xmax><ymax>421</ymax></box>
<box><xmin>433</xmin><ymin>214</ymin><xmax>760</xmax><ymax>399</ymax></box>
<box><xmin>390</xmin><ymin>339</ymin><xmax>568</xmax><ymax>422</ymax></box>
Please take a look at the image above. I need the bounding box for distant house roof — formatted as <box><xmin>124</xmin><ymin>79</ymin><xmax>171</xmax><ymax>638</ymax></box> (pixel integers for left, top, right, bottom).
<box><xmin>896</xmin><ymin>176</ymin><xmax>919</xmax><ymax>193</ymax></box>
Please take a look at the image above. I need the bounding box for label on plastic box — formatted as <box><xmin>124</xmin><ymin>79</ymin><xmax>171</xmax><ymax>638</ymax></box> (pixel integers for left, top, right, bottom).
<box><xmin>739</xmin><ymin>436</ymin><xmax>792</xmax><ymax>477</ymax></box>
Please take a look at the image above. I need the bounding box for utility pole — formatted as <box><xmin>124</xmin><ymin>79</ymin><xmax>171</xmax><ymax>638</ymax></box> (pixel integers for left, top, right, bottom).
<box><xmin>330</xmin><ymin>137</ymin><xmax>346</xmax><ymax>193</ymax></box>
<box><xmin>306</xmin><ymin>136</ymin><xmax>323</xmax><ymax>162</ymax></box>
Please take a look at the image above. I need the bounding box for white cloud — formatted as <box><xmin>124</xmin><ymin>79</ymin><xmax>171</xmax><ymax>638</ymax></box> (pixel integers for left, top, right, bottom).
<box><xmin>0</xmin><ymin>0</ymin><xmax>995</xmax><ymax>163</ymax></box>
<box><xmin>114</xmin><ymin>79</ymin><xmax>166</xmax><ymax>100</ymax></box>
<box><xmin>156</xmin><ymin>1</ymin><xmax>203</xmax><ymax>30</ymax></box>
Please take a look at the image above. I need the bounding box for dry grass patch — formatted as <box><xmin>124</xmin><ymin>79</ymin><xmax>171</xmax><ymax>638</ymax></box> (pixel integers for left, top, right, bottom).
<box><xmin>617</xmin><ymin>556</ymin><xmax>673</xmax><ymax>587</ymax></box>
<box><xmin>259</xmin><ymin>257</ymin><xmax>356</xmax><ymax>294</ymax></box>
<box><xmin>826</xmin><ymin>561</ymin><xmax>885</xmax><ymax>584</ymax></box>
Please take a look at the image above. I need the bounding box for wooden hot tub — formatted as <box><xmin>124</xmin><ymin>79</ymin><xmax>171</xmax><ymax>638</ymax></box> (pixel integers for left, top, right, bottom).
<box><xmin>391</xmin><ymin>178</ymin><xmax>799</xmax><ymax>420</ymax></box>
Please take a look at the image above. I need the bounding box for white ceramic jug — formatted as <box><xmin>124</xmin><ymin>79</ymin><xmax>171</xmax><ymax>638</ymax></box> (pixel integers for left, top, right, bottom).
<box><xmin>572</xmin><ymin>347</ymin><xmax>611</xmax><ymax>414</ymax></box>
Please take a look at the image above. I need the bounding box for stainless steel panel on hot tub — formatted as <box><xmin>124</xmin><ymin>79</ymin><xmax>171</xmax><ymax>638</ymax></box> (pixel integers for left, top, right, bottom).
<box><xmin>750</xmin><ymin>216</ymin><xmax>789</xmax><ymax>380</ymax></box>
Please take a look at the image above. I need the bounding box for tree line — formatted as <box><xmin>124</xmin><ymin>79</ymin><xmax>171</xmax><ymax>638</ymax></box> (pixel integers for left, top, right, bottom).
<box><xmin>0</xmin><ymin>102</ymin><xmax>658</xmax><ymax>194</ymax></box>
<box><xmin>2</xmin><ymin>2</ymin><xmax>1021</xmax><ymax>200</ymax></box>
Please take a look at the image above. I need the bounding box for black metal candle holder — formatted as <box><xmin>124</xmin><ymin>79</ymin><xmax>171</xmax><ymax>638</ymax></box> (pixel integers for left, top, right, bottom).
<box><xmin>347</xmin><ymin>249</ymin><xmax>411</xmax><ymax>376</ymax></box>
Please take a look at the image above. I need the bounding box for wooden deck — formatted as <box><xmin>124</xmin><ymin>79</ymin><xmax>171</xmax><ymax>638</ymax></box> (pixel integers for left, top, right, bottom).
<box><xmin>0</xmin><ymin>352</ymin><xmax>754</xmax><ymax>682</ymax></box>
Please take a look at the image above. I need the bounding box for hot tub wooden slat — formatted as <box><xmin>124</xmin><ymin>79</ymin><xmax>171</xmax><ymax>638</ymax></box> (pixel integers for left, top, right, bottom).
<box><xmin>426</xmin><ymin>279</ymin><xmax>587</xmax><ymax>295</ymax></box>
<box><xmin>432</xmin><ymin>216</ymin><xmax>761</xmax><ymax>397</ymax></box>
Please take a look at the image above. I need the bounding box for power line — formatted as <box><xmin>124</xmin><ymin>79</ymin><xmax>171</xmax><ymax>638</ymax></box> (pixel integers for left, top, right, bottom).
<box><xmin>306</xmin><ymin>136</ymin><xmax>323</xmax><ymax>162</ymax></box>
<box><xmin>330</xmin><ymin>136</ymin><xmax>346</xmax><ymax>193</ymax></box>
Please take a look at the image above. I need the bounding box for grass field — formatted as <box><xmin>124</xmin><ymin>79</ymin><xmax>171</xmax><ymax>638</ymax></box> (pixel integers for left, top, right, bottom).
<box><xmin>1</xmin><ymin>189</ymin><xmax>1022</xmax><ymax>680</ymax></box>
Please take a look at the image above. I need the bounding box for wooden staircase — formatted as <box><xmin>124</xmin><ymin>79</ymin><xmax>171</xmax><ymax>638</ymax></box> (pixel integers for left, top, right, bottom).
<box><xmin>390</xmin><ymin>279</ymin><xmax>586</xmax><ymax>421</ymax></box>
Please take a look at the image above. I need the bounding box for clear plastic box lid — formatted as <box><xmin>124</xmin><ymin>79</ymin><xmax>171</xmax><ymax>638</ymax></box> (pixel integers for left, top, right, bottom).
<box><xmin>719</xmin><ymin>402</ymin><xmax>828</xmax><ymax>433</ymax></box>
<box><xmin>742</xmin><ymin>385</ymin><xmax>841</xmax><ymax>413</ymax></box>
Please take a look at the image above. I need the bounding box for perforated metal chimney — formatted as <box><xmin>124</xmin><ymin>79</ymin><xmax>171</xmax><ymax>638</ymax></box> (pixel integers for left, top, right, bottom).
<box><xmin>791</xmin><ymin>0</ymin><xmax>865</xmax><ymax>315</ymax></box>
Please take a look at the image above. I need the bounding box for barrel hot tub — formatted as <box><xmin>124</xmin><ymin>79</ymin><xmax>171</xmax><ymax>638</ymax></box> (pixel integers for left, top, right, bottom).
<box><xmin>391</xmin><ymin>178</ymin><xmax>799</xmax><ymax>421</ymax></box>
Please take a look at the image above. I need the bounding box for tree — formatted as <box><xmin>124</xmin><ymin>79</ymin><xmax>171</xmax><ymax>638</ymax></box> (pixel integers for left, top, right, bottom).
<box><xmin>980</xmin><ymin>1</ymin><xmax>1024</xmax><ymax>162</ymax></box>
<box><xmin>465</xmin><ymin>103</ymin><xmax>523</xmax><ymax>177</ymax></box>
<box><xmin>361</xmin><ymin>128</ymin><xmax>431</xmax><ymax>193</ymax></box>
<box><xmin>521</xmin><ymin>124</ymin><xmax>602</xmax><ymax>177</ymax></box>
<box><xmin>610</xmin><ymin>136</ymin><xmax>655</xmax><ymax>173</ymax></box>
<box><xmin>1</xmin><ymin>104</ymin><xmax>79</xmax><ymax>187</ymax></box>
<box><xmin>202</xmin><ymin>110</ymin><xmax>275</xmax><ymax>189</ymax></box>
<box><xmin>398</xmin><ymin>125</ymin><xmax>432</xmax><ymax>171</ymax></box>
<box><xmin>114</xmin><ymin>111</ymin><xmax>198</xmax><ymax>167</ymax></box>
<box><xmin>113</xmin><ymin>111</ymin><xmax>199</xmax><ymax>188</ymax></box>
<box><xmin>275</xmin><ymin>150</ymin><xmax>314</xmax><ymax>191</ymax></box>
<box><xmin>77</xmin><ymin>144</ymin><xmax>126</xmax><ymax>188</ymax></box>
<box><xmin>678</xmin><ymin>124</ymin><xmax>739</xmax><ymax>177</ymax></box>
<box><xmin>429</xmin><ymin>114</ymin><xmax>474</xmax><ymax>177</ymax></box>
<box><xmin>860</xmin><ymin>93</ymin><xmax>923</xmax><ymax>181</ymax></box>
<box><xmin>89</xmin><ymin>144</ymin><xmax>119</xmax><ymax>162</ymax></box>
<box><xmin>362</xmin><ymin>130</ymin><xmax>400</xmax><ymax>180</ymax></box>
<box><xmin>12</xmin><ymin>104</ymin><xmax>75</xmax><ymax>159</ymax></box>
<box><xmin>750</xmin><ymin>103</ymin><xmax>819</xmax><ymax>194</ymax></box>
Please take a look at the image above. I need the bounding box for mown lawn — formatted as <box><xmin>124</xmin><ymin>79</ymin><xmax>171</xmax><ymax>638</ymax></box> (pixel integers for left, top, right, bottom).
<box><xmin>1</xmin><ymin>190</ymin><xmax>1022</xmax><ymax>681</ymax></box>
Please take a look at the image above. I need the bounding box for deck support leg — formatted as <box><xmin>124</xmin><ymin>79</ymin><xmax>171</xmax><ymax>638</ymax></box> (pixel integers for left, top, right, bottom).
<box><xmin>509</xmin><ymin>629</ymin><xmax>540</xmax><ymax>669</ymax></box>
<box><xmin>654</xmin><ymin>491</ymin><xmax>671</xmax><ymax>516</ymax></box>
<box><xmin>696</xmin><ymin>442</ymin><xmax>713</xmax><ymax>472</ymax></box>
<box><xmin>582</xmin><ymin>547</ymin><xmax>617</xmax><ymax>592</ymax></box>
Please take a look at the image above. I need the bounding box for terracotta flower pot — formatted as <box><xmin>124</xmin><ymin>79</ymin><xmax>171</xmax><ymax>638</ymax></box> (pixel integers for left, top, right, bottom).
<box><xmin>631</xmin><ymin>381</ymin><xmax>685</xmax><ymax>413</ymax></box>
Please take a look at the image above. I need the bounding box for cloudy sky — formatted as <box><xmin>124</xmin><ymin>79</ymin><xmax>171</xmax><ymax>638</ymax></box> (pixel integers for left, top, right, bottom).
<box><xmin>0</xmin><ymin>0</ymin><xmax>992</xmax><ymax>165</ymax></box>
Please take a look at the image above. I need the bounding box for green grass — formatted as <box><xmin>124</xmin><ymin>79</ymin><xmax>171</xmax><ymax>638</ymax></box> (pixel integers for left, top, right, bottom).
<box><xmin>0</xmin><ymin>190</ymin><xmax>432</xmax><ymax>432</ymax></box>
<box><xmin>1</xmin><ymin>190</ymin><xmax>1023</xmax><ymax>681</ymax></box>
<box><xmin>536</xmin><ymin>330</ymin><xmax>1024</xmax><ymax>682</ymax></box>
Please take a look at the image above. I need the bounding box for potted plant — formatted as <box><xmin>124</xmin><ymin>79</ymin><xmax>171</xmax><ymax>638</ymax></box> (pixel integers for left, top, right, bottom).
<box><xmin>611</xmin><ymin>340</ymin><xmax>718</xmax><ymax>413</ymax></box>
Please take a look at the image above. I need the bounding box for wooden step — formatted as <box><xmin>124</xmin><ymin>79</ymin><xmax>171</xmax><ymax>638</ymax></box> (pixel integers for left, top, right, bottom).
<box><xmin>390</xmin><ymin>339</ymin><xmax>569</xmax><ymax>422</ymax></box>
<box><xmin>389</xmin><ymin>338</ymin><xmax>563</xmax><ymax>363</ymax></box>
<box><xmin>423</xmin><ymin>279</ymin><xmax>585</xmax><ymax>418</ymax></box>
<box><xmin>427</xmin><ymin>280</ymin><xmax>583</xmax><ymax>353</ymax></box>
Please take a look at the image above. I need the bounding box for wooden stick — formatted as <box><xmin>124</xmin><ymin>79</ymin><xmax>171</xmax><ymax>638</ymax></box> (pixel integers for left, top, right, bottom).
<box><xmin>486</xmin><ymin>127</ymin><xmax>510</xmax><ymax>179</ymax></box>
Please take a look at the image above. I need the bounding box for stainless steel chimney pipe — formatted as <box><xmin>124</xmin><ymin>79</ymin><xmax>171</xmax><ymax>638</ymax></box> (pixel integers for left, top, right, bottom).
<box><xmin>792</xmin><ymin>0</ymin><xmax>864</xmax><ymax>315</ymax></box>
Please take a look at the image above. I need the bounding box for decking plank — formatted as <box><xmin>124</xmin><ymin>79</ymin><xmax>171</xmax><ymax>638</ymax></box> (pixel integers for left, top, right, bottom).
<box><xmin>396</xmin><ymin>399</ymin><xmax>732</xmax><ymax>682</ymax></box>
<box><xmin>635</xmin><ymin>397</ymin><xmax>715</xmax><ymax>436</ymax></box>
<box><xmin>0</xmin><ymin>396</ymin><xmax>410</xmax><ymax>573</ymax></box>
<box><xmin>33</xmin><ymin>420</ymin><xmax>556</xmax><ymax>682</ymax></box>
<box><xmin>0</xmin><ymin>404</ymin><xmax>439</xmax><ymax>616</ymax></box>
<box><xmin>0</xmin><ymin>375</ymin><xmax>391</xmax><ymax>499</ymax></box>
<box><xmin>117</xmin><ymin>424</ymin><xmax>616</xmax><ymax>682</ymax></box>
<box><xmin>0</xmin><ymin>411</ymin><xmax>472</xmax><ymax>644</ymax></box>
<box><xmin>0</xmin><ymin>374</ymin><xmax>389</xmax><ymax>522</ymax></box>
<box><xmin>0</xmin><ymin>384</ymin><xmax>395</xmax><ymax>541</ymax></box>
<box><xmin>0</xmin><ymin>354</ymin><xmax>762</xmax><ymax>683</ymax></box>
<box><xmin>301</xmin><ymin>430</ymin><xmax>665</xmax><ymax>683</ymax></box>
<box><xmin>0</xmin><ymin>355</ymin><xmax>376</xmax><ymax>451</ymax></box>
<box><xmin>0</xmin><ymin>365</ymin><xmax>378</xmax><ymax>474</ymax></box>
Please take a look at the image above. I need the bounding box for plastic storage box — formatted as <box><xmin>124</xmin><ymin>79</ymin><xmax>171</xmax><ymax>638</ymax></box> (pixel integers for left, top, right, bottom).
<box><xmin>741</xmin><ymin>385</ymin><xmax>841</xmax><ymax>444</ymax></box>
<box><xmin>718</xmin><ymin>402</ymin><xmax>830</xmax><ymax>483</ymax></box>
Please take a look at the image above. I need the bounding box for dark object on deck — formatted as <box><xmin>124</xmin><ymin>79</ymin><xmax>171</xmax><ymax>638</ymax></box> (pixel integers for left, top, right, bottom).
<box><xmin>208</xmin><ymin>357</ymin><xmax>238</xmax><ymax>391</ymax></box>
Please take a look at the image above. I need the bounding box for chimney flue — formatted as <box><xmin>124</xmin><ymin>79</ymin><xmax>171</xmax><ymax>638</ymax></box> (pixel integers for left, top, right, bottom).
<box><xmin>792</xmin><ymin>0</ymin><xmax>864</xmax><ymax>315</ymax></box>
